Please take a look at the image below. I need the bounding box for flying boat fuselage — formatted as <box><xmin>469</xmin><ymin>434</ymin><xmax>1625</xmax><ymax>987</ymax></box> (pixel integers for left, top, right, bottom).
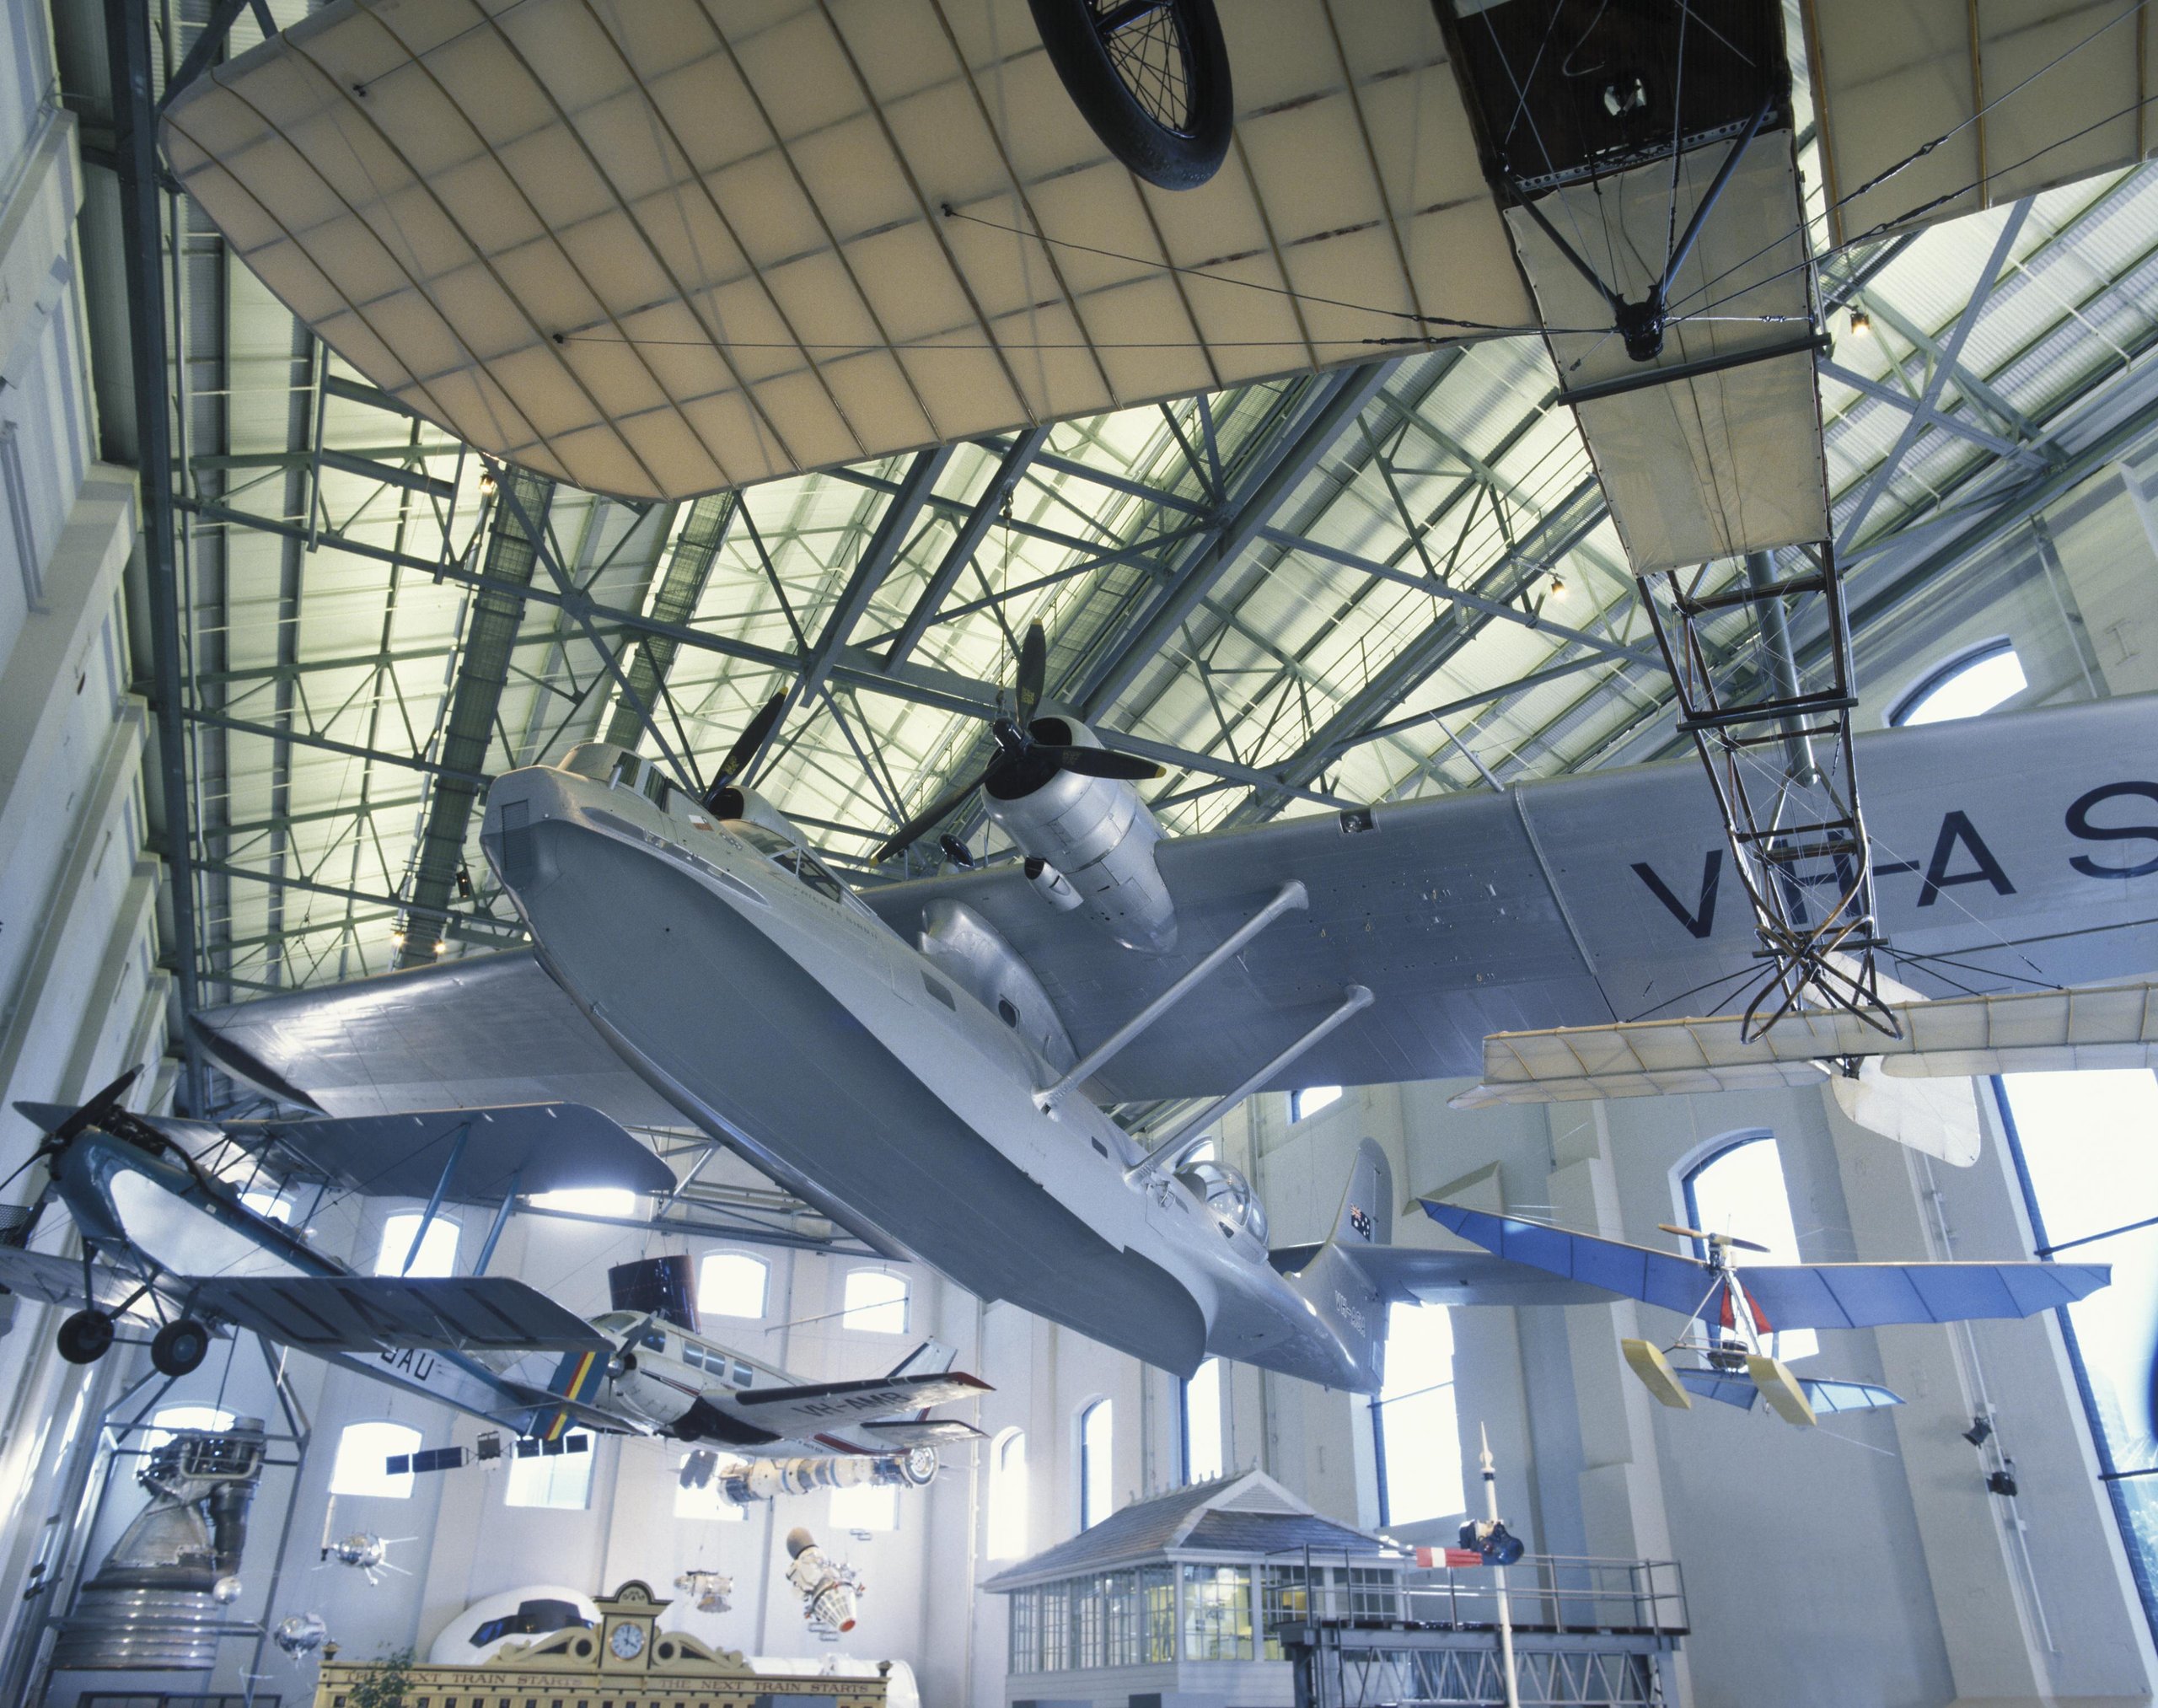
<box><xmin>480</xmin><ymin>755</ymin><xmax>1373</xmax><ymax>1388</ymax></box>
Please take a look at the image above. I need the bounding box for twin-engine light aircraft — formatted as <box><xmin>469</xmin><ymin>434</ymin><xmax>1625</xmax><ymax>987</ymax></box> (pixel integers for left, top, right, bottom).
<box><xmin>0</xmin><ymin>1076</ymin><xmax>984</xmax><ymax>1504</ymax></box>
<box><xmin>198</xmin><ymin>631</ymin><xmax>2148</xmax><ymax>1393</ymax></box>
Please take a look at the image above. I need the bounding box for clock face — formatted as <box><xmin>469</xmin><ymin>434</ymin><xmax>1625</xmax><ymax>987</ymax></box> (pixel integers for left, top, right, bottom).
<box><xmin>609</xmin><ymin>1621</ymin><xmax>646</xmax><ymax>1661</ymax></box>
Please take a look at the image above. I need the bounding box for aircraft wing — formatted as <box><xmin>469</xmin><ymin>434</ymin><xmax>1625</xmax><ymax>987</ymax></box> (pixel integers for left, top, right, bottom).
<box><xmin>1270</xmin><ymin>1240</ymin><xmax>1618</xmax><ymax>1308</ymax></box>
<box><xmin>856</xmin><ymin>1418</ymin><xmax>988</xmax><ymax>1448</ymax></box>
<box><xmin>195</xmin><ymin>698</ymin><xmax>2158</xmax><ymax>1109</ymax></box>
<box><xmin>1425</xmin><ymin>1200</ymin><xmax>2111</xmax><ymax>1329</ymax></box>
<box><xmin>228</xmin><ymin>1103</ymin><xmax>678</xmax><ymax>1202</ymax></box>
<box><xmin>731</xmin><ymin>1371</ymin><xmax>990</xmax><ymax>1439</ymax></box>
<box><xmin>1730</xmin><ymin>1260</ymin><xmax>2110</xmax><ymax>1330</ymax></box>
<box><xmin>0</xmin><ymin>1248</ymin><xmax>164</xmax><ymax>1322</ymax></box>
<box><xmin>1418</xmin><ymin>1203</ymin><xmax>1719</xmax><ymax>1318</ymax></box>
<box><xmin>1675</xmin><ymin>1367</ymin><xmax>1903</xmax><ymax>1415</ymax></box>
<box><xmin>185</xmin><ymin>1273</ymin><xmax>613</xmax><ymax>1354</ymax></box>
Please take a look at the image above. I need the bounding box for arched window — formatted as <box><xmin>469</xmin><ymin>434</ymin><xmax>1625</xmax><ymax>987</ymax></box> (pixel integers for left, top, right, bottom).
<box><xmin>674</xmin><ymin>1453</ymin><xmax>747</xmax><ymax>1523</ymax></box>
<box><xmin>1371</xmin><ymin>1302</ymin><xmax>1462</xmax><ymax>1525</ymax></box>
<box><xmin>842</xmin><ymin>1268</ymin><xmax>908</xmax><ymax>1334</ymax></box>
<box><xmin>700</xmin><ymin>1252</ymin><xmax>770</xmax><ymax>1319</ymax></box>
<box><xmin>528</xmin><ymin>1186</ymin><xmax>636</xmax><ymax>1217</ymax></box>
<box><xmin>1290</xmin><ymin>1085</ymin><xmax>1342</xmax><ymax>1122</ymax></box>
<box><xmin>830</xmin><ymin>1481</ymin><xmax>898</xmax><ymax>1532</ymax></box>
<box><xmin>373</xmin><ymin>1211</ymin><xmax>459</xmax><ymax>1278</ymax></box>
<box><xmin>1682</xmin><ymin>1134</ymin><xmax>1817</xmax><ymax>1362</ymax></box>
<box><xmin>330</xmin><ymin>1421</ymin><xmax>421</xmax><ymax>1499</ymax></box>
<box><xmin>143</xmin><ymin>1405</ymin><xmax>234</xmax><ymax>1458</ymax></box>
<box><xmin>1889</xmin><ymin>640</ymin><xmax>2026</xmax><ymax>727</ymax></box>
<box><xmin>1078</xmin><ymin>1399</ymin><xmax>1114</xmax><ymax>1530</ymax></box>
<box><xmin>1182</xmin><ymin>1358</ymin><xmax>1224</xmax><ymax>1485</ymax></box>
<box><xmin>987</xmin><ymin>1429</ymin><xmax>1028</xmax><ymax>1560</ymax></box>
<box><xmin>506</xmin><ymin>1434</ymin><xmax>595</xmax><ymax>1509</ymax></box>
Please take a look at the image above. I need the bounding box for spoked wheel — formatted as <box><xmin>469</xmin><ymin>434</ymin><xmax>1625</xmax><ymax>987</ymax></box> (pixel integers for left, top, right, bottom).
<box><xmin>56</xmin><ymin>1308</ymin><xmax>115</xmax><ymax>1365</ymax></box>
<box><xmin>151</xmin><ymin>1318</ymin><xmax>212</xmax><ymax>1377</ymax></box>
<box><xmin>1028</xmin><ymin>0</ymin><xmax>1233</xmax><ymax>190</ymax></box>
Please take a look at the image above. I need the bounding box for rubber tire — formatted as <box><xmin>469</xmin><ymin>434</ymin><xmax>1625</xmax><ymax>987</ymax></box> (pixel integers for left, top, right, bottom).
<box><xmin>1028</xmin><ymin>0</ymin><xmax>1233</xmax><ymax>190</ymax></box>
<box><xmin>151</xmin><ymin>1318</ymin><xmax>211</xmax><ymax>1378</ymax></box>
<box><xmin>56</xmin><ymin>1308</ymin><xmax>114</xmax><ymax>1365</ymax></box>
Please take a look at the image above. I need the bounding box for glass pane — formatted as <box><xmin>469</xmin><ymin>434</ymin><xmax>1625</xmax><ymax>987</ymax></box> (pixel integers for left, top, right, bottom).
<box><xmin>829</xmin><ymin>1481</ymin><xmax>898</xmax><ymax>1532</ymax></box>
<box><xmin>330</xmin><ymin>1421</ymin><xmax>420</xmax><ymax>1498</ymax></box>
<box><xmin>1184</xmin><ymin>1359</ymin><xmax>1224</xmax><ymax>1484</ymax></box>
<box><xmin>144</xmin><ymin>1405</ymin><xmax>234</xmax><ymax>1457</ymax></box>
<box><xmin>1377</xmin><ymin>1302</ymin><xmax>1464</xmax><ymax>1524</ymax></box>
<box><xmin>1082</xmin><ymin>1400</ymin><xmax>1114</xmax><ymax>1529</ymax></box>
<box><xmin>1897</xmin><ymin>646</ymin><xmax>2026</xmax><ymax>726</ymax></box>
<box><xmin>1181</xmin><ymin>1564</ymin><xmax>1253</xmax><ymax>1660</ymax></box>
<box><xmin>699</xmin><ymin>1252</ymin><xmax>769</xmax><ymax>1319</ymax></box>
<box><xmin>2001</xmin><ymin>1071</ymin><xmax>2158</xmax><ymax>1593</ymax></box>
<box><xmin>988</xmin><ymin>1431</ymin><xmax>1028</xmax><ymax>1559</ymax></box>
<box><xmin>842</xmin><ymin>1270</ymin><xmax>908</xmax><ymax>1333</ymax></box>
<box><xmin>506</xmin><ymin>1436</ymin><xmax>594</xmax><ymax>1508</ymax></box>
<box><xmin>1686</xmin><ymin>1138</ymin><xmax>1817</xmax><ymax>1361</ymax></box>
<box><xmin>1291</xmin><ymin>1085</ymin><xmax>1342</xmax><ymax>1121</ymax></box>
<box><xmin>673</xmin><ymin>1455</ymin><xmax>746</xmax><ymax>1522</ymax></box>
<box><xmin>374</xmin><ymin>1211</ymin><xmax>459</xmax><ymax>1278</ymax></box>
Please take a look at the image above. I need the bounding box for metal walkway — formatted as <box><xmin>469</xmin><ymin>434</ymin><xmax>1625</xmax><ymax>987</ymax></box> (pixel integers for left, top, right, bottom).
<box><xmin>1271</xmin><ymin>1550</ymin><xmax>1688</xmax><ymax>1708</ymax></box>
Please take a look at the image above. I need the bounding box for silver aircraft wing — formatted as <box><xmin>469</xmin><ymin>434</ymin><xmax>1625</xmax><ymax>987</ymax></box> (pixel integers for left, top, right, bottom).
<box><xmin>866</xmin><ymin>696</ymin><xmax>2158</xmax><ymax>1100</ymax></box>
<box><xmin>728</xmin><ymin>1371</ymin><xmax>991</xmax><ymax>1440</ymax></box>
<box><xmin>0</xmin><ymin>1248</ymin><xmax>164</xmax><ymax>1321</ymax></box>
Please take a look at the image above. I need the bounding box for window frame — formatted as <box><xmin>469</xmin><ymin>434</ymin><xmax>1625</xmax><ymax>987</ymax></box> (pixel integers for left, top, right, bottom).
<box><xmin>1180</xmin><ymin>1358</ymin><xmax>1224</xmax><ymax>1486</ymax></box>
<box><xmin>373</xmin><ymin>1210</ymin><xmax>461</xmax><ymax>1278</ymax></box>
<box><xmin>1992</xmin><ymin>1076</ymin><xmax>2158</xmax><ymax>1640</ymax></box>
<box><xmin>698</xmin><ymin>1250</ymin><xmax>770</xmax><ymax>1320</ymax></box>
<box><xmin>988</xmin><ymin>1426</ymin><xmax>1028</xmax><ymax>1560</ymax></box>
<box><xmin>1887</xmin><ymin>636</ymin><xmax>2024</xmax><ymax>728</ymax></box>
<box><xmin>1368</xmin><ymin>1300</ymin><xmax>1463</xmax><ymax>1528</ymax></box>
<box><xmin>504</xmin><ymin>1432</ymin><xmax>596</xmax><ymax>1510</ymax></box>
<box><xmin>1289</xmin><ymin>1085</ymin><xmax>1342</xmax><ymax>1122</ymax></box>
<box><xmin>841</xmin><ymin>1267</ymin><xmax>909</xmax><ymax>1335</ymax></box>
<box><xmin>1678</xmin><ymin>1130</ymin><xmax>1817</xmax><ymax>1362</ymax></box>
<box><xmin>1078</xmin><ymin>1397</ymin><xmax>1113</xmax><ymax>1532</ymax></box>
<box><xmin>329</xmin><ymin>1419</ymin><xmax>422</xmax><ymax>1500</ymax></box>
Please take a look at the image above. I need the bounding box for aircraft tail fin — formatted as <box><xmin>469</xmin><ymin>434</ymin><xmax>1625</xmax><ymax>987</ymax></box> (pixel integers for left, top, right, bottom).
<box><xmin>1273</xmin><ymin>1138</ymin><xmax>1393</xmax><ymax>1393</ymax></box>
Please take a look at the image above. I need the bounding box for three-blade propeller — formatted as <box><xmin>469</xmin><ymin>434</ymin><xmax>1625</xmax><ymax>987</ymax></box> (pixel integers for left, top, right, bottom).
<box><xmin>701</xmin><ymin>692</ymin><xmax>786</xmax><ymax>814</ymax></box>
<box><xmin>872</xmin><ymin>622</ymin><xmax>1161</xmax><ymax>862</ymax></box>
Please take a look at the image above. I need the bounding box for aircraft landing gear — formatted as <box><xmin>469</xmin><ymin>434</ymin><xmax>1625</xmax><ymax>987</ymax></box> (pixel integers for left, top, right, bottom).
<box><xmin>56</xmin><ymin>1308</ymin><xmax>114</xmax><ymax>1364</ymax></box>
<box><xmin>151</xmin><ymin>1318</ymin><xmax>210</xmax><ymax>1377</ymax></box>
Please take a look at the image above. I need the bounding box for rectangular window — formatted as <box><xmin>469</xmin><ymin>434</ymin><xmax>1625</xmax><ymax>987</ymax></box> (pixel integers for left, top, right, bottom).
<box><xmin>506</xmin><ymin>1434</ymin><xmax>595</xmax><ymax>1509</ymax></box>
<box><xmin>1142</xmin><ymin>1565</ymin><xmax>1176</xmax><ymax>1662</ymax></box>
<box><xmin>1996</xmin><ymin>1072</ymin><xmax>2158</xmax><ymax>1633</ymax></box>
<box><xmin>1372</xmin><ymin>1301</ymin><xmax>1465</xmax><ymax>1525</ymax></box>
<box><xmin>1009</xmin><ymin>1589</ymin><xmax>1038</xmax><ymax>1673</ymax></box>
<box><xmin>1181</xmin><ymin>1564</ymin><xmax>1253</xmax><ymax>1660</ymax></box>
<box><xmin>1039</xmin><ymin>1585</ymin><xmax>1069</xmax><ymax>1671</ymax></box>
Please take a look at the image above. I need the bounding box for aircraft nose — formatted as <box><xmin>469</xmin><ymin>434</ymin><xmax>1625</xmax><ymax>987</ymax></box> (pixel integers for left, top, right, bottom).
<box><xmin>480</xmin><ymin>766</ymin><xmax>577</xmax><ymax>896</ymax></box>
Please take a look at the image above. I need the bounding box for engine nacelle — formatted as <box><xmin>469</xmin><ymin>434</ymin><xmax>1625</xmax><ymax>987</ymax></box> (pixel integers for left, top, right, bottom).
<box><xmin>984</xmin><ymin>717</ymin><xmax>1177</xmax><ymax>953</ymax></box>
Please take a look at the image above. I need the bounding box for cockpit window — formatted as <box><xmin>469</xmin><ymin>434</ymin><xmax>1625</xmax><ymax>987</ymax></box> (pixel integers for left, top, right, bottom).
<box><xmin>733</xmin><ymin>823</ymin><xmax>794</xmax><ymax>859</ymax></box>
<box><xmin>776</xmin><ymin>848</ymin><xmax>845</xmax><ymax>902</ymax></box>
<box><xmin>560</xmin><ymin>744</ymin><xmax>621</xmax><ymax>781</ymax></box>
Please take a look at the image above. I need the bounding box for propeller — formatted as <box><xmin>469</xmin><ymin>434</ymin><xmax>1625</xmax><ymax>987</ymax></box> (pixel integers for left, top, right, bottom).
<box><xmin>46</xmin><ymin>1068</ymin><xmax>142</xmax><ymax>1148</ymax></box>
<box><xmin>1658</xmin><ymin>1222</ymin><xmax>1770</xmax><ymax>1254</ymax></box>
<box><xmin>701</xmin><ymin>691</ymin><xmax>786</xmax><ymax>814</ymax></box>
<box><xmin>873</xmin><ymin>621</ymin><xmax>1162</xmax><ymax>862</ymax></box>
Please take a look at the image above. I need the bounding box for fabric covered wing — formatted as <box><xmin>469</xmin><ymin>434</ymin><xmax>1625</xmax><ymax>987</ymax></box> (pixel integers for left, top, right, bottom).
<box><xmin>195</xmin><ymin>950</ymin><xmax>683</xmax><ymax>1125</ymax></box>
<box><xmin>1419</xmin><ymin>1202</ymin><xmax>1717</xmax><ymax>1317</ymax></box>
<box><xmin>1675</xmin><ymin>1367</ymin><xmax>1903</xmax><ymax>1414</ymax></box>
<box><xmin>188</xmin><ymin>1274</ymin><xmax>612</xmax><ymax>1354</ymax></box>
<box><xmin>0</xmin><ymin>1248</ymin><xmax>163</xmax><ymax>1321</ymax></box>
<box><xmin>1268</xmin><ymin>1240</ymin><xmax>1619</xmax><ymax>1308</ymax></box>
<box><xmin>733</xmin><ymin>1371</ymin><xmax>990</xmax><ymax>1437</ymax></box>
<box><xmin>1732</xmin><ymin>1260</ymin><xmax>2109</xmax><ymax>1329</ymax></box>
<box><xmin>234</xmin><ymin>1103</ymin><xmax>677</xmax><ymax>1201</ymax></box>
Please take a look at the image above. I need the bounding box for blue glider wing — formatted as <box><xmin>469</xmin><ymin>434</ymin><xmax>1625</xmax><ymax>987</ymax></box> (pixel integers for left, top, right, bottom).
<box><xmin>1674</xmin><ymin>1367</ymin><xmax>1903</xmax><ymax>1414</ymax></box>
<box><xmin>1731</xmin><ymin>1260</ymin><xmax>2109</xmax><ymax>1329</ymax></box>
<box><xmin>1419</xmin><ymin>1202</ymin><xmax>1718</xmax><ymax>1318</ymax></box>
<box><xmin>1420</xmin><ymin>1201</ymin><xmax>2109</xmax><ymax>1329</ymax></box>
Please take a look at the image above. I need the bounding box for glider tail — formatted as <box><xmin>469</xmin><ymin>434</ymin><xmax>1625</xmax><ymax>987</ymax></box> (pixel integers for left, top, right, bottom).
<box><xmin>1277</xmin><ymin>1137</ymin><xmax>1395</xmax><ymax>1393</ymax></box>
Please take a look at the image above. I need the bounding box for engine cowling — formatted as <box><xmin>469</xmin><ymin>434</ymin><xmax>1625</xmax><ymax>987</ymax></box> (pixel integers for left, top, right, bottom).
<box><xmin>982</xmin><ymin>716</ymin><xmax>1177</xmax><ymax>953</ymax></box>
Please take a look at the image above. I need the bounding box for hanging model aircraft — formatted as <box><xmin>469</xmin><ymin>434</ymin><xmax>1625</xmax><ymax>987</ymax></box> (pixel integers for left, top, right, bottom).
<box><xmin>194</xmin><ymin>626</ymin><xmax>2156</xmax><ymax>1388</ymax></box>
<box><xmin>0</xmin><ymin>1073</ymin><xmax>987</xmax><ymax>1502</ymax></box>
<box><xmin>1420</xmin><ymin>1200</ymin><xmax>2109</xmax><ymax>1426</ymax></box>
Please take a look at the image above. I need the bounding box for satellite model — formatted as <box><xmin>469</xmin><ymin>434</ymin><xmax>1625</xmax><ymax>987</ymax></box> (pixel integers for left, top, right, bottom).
<box><xmin>783</xmin><ymin>1529</ymin><xmax>864</xmax><ymax>1637</ymax></box>
<box><xmin>674</xmin><ymin>1570</ymin><xmax>733</xmax><ymax>1616</ymax></box>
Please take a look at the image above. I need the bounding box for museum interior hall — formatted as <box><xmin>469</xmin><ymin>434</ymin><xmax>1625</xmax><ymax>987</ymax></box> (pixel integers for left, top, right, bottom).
<box><xmin>7</xmin><ymin>2</ymin><xmax>2158</xmax><ymax>1705</ymax></box>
